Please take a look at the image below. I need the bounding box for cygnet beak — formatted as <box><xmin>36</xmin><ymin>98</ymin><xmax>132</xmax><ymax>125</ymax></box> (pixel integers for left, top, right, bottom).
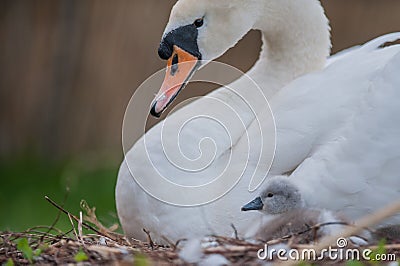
<box><xmin>241</xmin><ymin>196</ymin><xmax>264</xmax><ymax>211</ymax></box>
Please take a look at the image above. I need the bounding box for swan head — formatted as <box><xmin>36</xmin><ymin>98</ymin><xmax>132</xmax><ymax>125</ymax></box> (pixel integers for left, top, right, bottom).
<box><xmin>151</xmin><ymin>0</ymin><xmax>259</xmax><ymax>117</ymax></box>
<box><xmin>150</xmin><ymin>0</ymin><xmax>330</xmax><ymax>117</ymax></box>
<box><xmin>241</xmin><ymin>176</ymin><xmax>303</xmax><ymax>215</ymax></box>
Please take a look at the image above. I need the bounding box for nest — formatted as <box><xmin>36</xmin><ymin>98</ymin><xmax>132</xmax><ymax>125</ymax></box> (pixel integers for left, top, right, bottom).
<box><xmin>1</xmin><ymin>197</ymin><xmax>400</xmax><ymax>265</ymax></box>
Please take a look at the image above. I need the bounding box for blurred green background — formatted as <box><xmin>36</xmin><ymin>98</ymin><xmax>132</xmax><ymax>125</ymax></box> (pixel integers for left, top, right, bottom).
<box><xmin>1</xmin><ymin>0</ymin><xmax>400</xmax><ymax>232</ymax></box>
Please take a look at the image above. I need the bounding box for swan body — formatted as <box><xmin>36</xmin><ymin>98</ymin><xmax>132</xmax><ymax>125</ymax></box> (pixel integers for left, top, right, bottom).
<box><xmin>116</xmin><ymin>0</ymin><xmax>400</xmax><ymax>242</ymax></box>
<box><xmin>256</xmin><ymin>41</ymin><xmax>400</xmax><ymax>229</ymax></box>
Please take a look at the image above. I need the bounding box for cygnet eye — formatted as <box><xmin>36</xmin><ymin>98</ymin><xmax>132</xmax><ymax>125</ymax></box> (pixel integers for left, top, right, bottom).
<box><xmin>267</xmin><ymin>193</ymin><xmax>274</xmax><ymax>198</ymax></box>
<box><xmin>194</xmin><ymin>18</ymin><xmax>204</xmax><ymax>28</ymax></box>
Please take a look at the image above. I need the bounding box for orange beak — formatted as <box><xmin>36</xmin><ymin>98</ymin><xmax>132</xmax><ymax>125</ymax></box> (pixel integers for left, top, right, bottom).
<box><xmin>150</xmin><ymin>45</ymin><xmax>199</xmax><ymax>117</ymax></box>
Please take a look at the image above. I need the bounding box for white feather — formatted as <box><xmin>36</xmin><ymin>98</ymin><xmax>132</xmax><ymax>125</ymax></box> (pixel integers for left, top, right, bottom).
<box><xmin>116</xmin><ymin>0</ymin><xmax>400</xmax><ymax>242</ymax></box>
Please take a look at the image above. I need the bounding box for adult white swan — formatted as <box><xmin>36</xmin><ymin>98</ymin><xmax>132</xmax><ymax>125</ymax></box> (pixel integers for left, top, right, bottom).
<box><xmin>116</xmin><ymin>0</ymin><xmax>400</xmax><ymax>242</ymax></box>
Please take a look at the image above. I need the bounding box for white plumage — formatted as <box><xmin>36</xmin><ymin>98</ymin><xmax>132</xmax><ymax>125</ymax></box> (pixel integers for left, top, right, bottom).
<box><xmin>272</xmin><ymin>42</ymin><xmax>400</xmax><ymax>223</ymax></box>
<box><xmin>116</xmin><ymin>0</ymin><xmax>400</xmax><ymax>242</ymax></box>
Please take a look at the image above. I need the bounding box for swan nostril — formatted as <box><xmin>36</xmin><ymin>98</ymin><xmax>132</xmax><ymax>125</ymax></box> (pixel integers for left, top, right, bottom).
<box><xmin>171</xmin><ymin>54</ymin><xmax>179</xmax><ymax>76</ymax></box>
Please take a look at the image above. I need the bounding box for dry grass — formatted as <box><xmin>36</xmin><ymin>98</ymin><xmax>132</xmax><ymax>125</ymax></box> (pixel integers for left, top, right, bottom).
<box><xmin>1</xmin><ymin>198</ymin><xmax>400</xmax><ymax>265</ymax></box>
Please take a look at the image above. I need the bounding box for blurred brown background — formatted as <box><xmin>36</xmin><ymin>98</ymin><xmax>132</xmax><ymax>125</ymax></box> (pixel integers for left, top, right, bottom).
<box><xmin>0</xmin><ymin>1</ymin><xmax>399</xmax><ymax>231</ymax></box>
<box><xmin>1</xmin><ymin>0</ymin><xmax>400</xmax><ymax>160</ymax></box>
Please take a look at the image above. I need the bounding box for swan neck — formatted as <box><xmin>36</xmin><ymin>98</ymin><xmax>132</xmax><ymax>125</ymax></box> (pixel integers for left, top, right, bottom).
<box><xmin>250</xmin><ymin>0</ymin><xmax>331</xmax><ymax>95</ymax></box>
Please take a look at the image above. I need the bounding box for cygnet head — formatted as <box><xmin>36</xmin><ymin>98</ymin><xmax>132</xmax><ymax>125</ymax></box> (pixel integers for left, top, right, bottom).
<box><xmin>241</xmin><ymin>176</ymin><xmax>303</xmax><ymax>214</ymax></box>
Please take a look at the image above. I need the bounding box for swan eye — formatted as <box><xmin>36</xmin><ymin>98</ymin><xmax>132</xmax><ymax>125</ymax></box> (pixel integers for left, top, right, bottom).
<box><xmin>194</xmin><ymin>18</ymin><xmax>204</xmax><ymax>28</ymax></box>
<box><xmin>267</xmin><ymin>193</ymin><xmax>273</xmax><ymax>198</ymax></box>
